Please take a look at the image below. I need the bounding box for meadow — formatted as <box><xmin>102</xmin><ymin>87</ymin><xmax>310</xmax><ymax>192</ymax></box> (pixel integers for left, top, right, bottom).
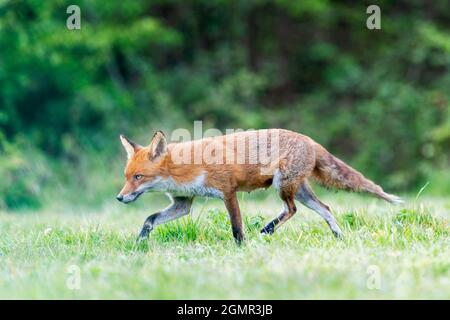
<box><xmin>0</xmin><ymin>191</ymin><xmax>448</xmax><ymax>299</ymax></box>
<box><xmin>2</xmin><ymin>0</ymin><xmax>449</xmax><ymax>301</ymax></box>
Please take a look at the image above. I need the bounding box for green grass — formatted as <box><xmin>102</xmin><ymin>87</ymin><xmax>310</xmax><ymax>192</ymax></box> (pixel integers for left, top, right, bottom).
<box><xmin>0</xmin><ymin>192</ymin><xmax>449</xmax><ymax>299</ymax></box>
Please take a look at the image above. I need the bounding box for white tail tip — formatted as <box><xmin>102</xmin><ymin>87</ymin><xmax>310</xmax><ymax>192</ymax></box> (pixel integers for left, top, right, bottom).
<box><xmin>386</xmin><ymin>194</ymin><xmax>404</xmax><ymax>205</ymax></box>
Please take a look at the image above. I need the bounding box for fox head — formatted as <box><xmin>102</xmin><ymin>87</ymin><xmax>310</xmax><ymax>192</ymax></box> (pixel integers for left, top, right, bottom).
<box><xmin>116</xmin><ymin>131</ymin><xmax>168</xmax><ymax>203</ymax></box>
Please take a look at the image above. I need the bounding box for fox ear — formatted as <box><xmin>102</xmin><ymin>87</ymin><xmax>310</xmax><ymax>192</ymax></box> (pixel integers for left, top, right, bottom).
<box><xmin>120</xmin><ymin>135</ymin><xmax>140</xmax><ymax>159</ymax></box>
<box><xmin>149</xmin><ymin>130</ymin><xmax>167</xmax><ymax>161</ymax></box>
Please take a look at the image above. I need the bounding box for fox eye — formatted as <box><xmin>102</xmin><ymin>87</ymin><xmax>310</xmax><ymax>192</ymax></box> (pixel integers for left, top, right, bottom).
<box><xmin>134</xmin><ymin>174</ymin><xmax>143</xmax><ymax>181</ymax></box>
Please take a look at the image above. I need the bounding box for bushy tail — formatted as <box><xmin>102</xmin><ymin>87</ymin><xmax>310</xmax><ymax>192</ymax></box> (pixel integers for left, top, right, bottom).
<box><xmin>312</xmin><ymin>143</ymin><xmax>403</xmax><ymax>204</ymax></box>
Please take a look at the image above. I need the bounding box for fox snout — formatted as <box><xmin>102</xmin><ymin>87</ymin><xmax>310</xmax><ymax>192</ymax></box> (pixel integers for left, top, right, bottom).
<box><xmin>116</xmin><ymin>193</ymin><xmax>131</xmax><ymax>203</ymax></box>
<box><xmin>116</xmin><ymin>191</ymin><xmax>142</xmax><ymax>204</ymax></box>
<box><xmin>117</xmin><ymin>180</ymin><xmax>141</xmax><ymax>204</ymax></box>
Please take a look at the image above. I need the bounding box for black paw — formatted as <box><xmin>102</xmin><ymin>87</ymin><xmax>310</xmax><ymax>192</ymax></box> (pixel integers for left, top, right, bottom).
<box><xmin>260</xmin><ymin>225</ymin><xmax>275</xmax><ymax>235</ymax></box>
<box><xmin>333</xmin><ymin>230</ymin><xmax>343</xmax><ymax>239</ymax></box>
<box><xmin>235</xmin><ymin>237</ymin><xmax>245</xmax><ymax>246</ymax></box>
<box><xmin>136</xmin><ymin>235</ymin><xmax>147</xmax><ymax>244</ymax></box>
<box><xmin>136</xmin><ymin>225</ymin><xmax>152</xmax><ymax>243</ymax></box>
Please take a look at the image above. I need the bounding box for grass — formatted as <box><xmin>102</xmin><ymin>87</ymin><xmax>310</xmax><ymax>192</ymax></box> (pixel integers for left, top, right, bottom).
<box><xmin>0</xmin><ymin>192</ymin><xmax>449</xmax><ymax>299</ymax></box>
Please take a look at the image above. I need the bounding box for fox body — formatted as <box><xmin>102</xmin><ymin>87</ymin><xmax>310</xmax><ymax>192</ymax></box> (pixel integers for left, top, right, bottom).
<box><xmin>117</xmin><ymin>129</ymin><xmax>402</xmax><ymax>243</ymax></box>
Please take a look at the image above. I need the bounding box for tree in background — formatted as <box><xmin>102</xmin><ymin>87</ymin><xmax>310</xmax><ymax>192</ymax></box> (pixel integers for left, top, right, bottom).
<box><xmin>0</xmin><ymin>0</ymin><xmax>449</xmax><ymax>209</ymax></box>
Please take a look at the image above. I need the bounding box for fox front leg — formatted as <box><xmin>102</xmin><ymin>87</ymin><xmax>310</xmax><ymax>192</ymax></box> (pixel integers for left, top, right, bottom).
<box><xmin>137</xmin><ymin>195</ymin><xmax>193</xmax><ymax>242</ymax></box>
<box><xmin>223</xmin><ymin>192</ymin><xmax>245</xmax><ymax>244</ymax></box>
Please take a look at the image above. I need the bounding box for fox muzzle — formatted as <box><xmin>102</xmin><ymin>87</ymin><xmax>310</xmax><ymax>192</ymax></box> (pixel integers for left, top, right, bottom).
<box><xmin>116</xmin><ymin>191</ymin><xmax>143</xmax><ymax>203</ymax></box>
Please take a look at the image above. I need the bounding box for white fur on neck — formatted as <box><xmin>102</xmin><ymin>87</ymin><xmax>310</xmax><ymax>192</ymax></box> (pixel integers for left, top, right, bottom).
<box><xmin>137</xmin><ymin>172</ymin><xmax>223</xmax><ymax>199</ymax></box>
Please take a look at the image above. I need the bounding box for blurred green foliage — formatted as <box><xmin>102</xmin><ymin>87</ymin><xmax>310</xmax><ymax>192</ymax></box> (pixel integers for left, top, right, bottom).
<box><xmin>0</xmin><ymin>0</ymin><xmax>449</xmax><ymax>209</ymax></box>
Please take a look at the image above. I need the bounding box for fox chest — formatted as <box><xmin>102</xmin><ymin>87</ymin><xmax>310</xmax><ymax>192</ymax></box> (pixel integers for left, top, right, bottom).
<box><xmin>152</xmin><ymin>174</ymin><xmax>224</xmax><ymax>199</ymax></box>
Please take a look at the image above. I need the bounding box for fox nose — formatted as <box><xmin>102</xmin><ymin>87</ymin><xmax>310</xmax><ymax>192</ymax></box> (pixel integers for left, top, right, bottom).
<box><xmin>116</xmin><ymin>194</ymin><xmax>124</xmax><ymax>202</ymax></box>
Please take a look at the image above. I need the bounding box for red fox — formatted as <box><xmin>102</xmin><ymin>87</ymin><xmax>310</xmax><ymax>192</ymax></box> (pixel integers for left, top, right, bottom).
<box><xmin>117</xmin><ymin>129</ymin><xmax>402</xmax><ymax>243</ymax></box>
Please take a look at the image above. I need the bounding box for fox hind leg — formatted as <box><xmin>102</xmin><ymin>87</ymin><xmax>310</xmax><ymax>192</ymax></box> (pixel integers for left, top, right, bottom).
<box><xmin>261</xmin><ymin>190</ymin><xmax>297</xmax><ymax>234</ymax></box>
<box><xmin>296</xmin><ymin>182</ymin><xmax>343</xmax><ymax>238</ymax></box>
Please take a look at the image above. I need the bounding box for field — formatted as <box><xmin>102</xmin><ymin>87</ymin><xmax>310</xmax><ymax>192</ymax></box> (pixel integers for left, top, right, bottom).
<box><xmin>0</xmin><ymin>191</ymin><xmax>449</xmax><ymax>299</ymax></box>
